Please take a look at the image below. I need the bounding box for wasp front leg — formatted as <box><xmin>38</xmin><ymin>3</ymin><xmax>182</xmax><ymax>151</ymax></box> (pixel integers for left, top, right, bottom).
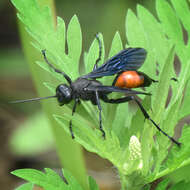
<box><xmin>69</xmin><ymin>98</ymin><xmax>79</xmax><ymax>139</ymax></box>
<box><xmin>93</xmin><ymin>33</ymin><xmax>102</xmax><ymax>71</ymax></box>
<box><xmin>95</xmin><ymin>91</ymin><xmax>105</xmax><ymax>138</ymax></box>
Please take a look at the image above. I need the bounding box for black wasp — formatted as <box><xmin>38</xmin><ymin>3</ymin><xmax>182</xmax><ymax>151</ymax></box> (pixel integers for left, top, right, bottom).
<box><xmin>12</xmin><ymin>34</ymin><xmax>180</xmax><ymax>146</ymax></box>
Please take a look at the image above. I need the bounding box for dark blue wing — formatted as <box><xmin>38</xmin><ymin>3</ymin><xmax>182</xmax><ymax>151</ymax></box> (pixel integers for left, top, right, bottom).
<box><xmin>82</xmin><ymin>48</ymin><xmax>147</xmax><ymax>79</ymax></box>
<box><xmin>86</xmin><ymin>85</ymin><xmax>151</xmax><ymax>95</ymax></box>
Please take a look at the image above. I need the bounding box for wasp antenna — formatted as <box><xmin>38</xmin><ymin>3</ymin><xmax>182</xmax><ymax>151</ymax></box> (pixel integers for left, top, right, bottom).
<box><xmin>10</xmin><ymin>95</ymin><xmax>57</xmax><ymax>104</ymax></box>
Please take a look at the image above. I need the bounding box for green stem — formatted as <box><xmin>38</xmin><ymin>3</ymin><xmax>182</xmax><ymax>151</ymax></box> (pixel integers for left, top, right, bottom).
<box><xmin>119</xmin><ymin>168</ymin><xmax>146</xmax><ymax>190</ymax></box>
<box><xmin>151</xmin><ymin>157</ymin><xmax>190</xmax><ymax>183</ymax></box>
<box><xmin>119</xmin><ymin>170</ymin><xmax>127</xmax><ymax>190</ymax></box>
<box><xmin>15</xmin><ymin>1</ymin><xmax>88</xmax><ymax>189</ymax></box>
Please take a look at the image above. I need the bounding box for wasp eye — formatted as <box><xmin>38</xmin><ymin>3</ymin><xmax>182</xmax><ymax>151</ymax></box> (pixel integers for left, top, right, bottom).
<box><xmin>56</xmin><ymin>84</ymin><xmax>72</xmax><ymax>106</ymax></box>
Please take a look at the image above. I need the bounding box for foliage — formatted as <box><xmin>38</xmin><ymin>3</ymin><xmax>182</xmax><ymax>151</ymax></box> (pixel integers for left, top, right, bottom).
<box><xmin>12</xmin><ymin>168</ymin><xmax>99</xmax><ymax>190</ymax></box>
<box><xmin>11</xmin><ymin>0</ymin><xmax>190</xmax><ymax>189</ymax></box>
<box><xmin>10</xmin><ymin>112</ymin><xmax>54</xmax><ymax>156</ymax></box>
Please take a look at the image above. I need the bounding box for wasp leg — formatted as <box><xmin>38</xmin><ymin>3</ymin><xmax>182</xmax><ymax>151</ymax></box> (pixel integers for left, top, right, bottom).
<box><xmin>42</xmin><ymin>50</ymin><xmax>72</xmax><ymax>85</ymax></box>
<box><xmin>69</xmin><ymin>99</ymin><xmax>79</xmax><ymax>139</ymax></box>
<box><xmin>95</xmin><ymin>91</ymin><xmax>105</xmax><ymax>138</ymax></box>
<box><xmin>102</xmin><ymin>95</ymin><xmax>181</xmax><ymax>146</ymax></box>
<box><xmin>171</xmin><ymin>77</ymin><xmax>178</xmax><ymax>82</ymax></box>
<box><xmin>93</xmin><ymin>33</ymin><xmax>102</xmax><ymax>71</ymax></box>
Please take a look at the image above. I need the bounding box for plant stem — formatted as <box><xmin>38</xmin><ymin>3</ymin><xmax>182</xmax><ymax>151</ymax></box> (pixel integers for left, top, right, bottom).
<box><xmin>119</xmin><ymin>171</ymin><xmax>127</xmax><ymax>190</ymax></box>
<box><xmin>119</xmin><ymin>169</ymin><xmax>146</xmax><ymax>190</ymax></box>
<box><xmin>15</xmin><ymin>0</ymin><xmax>88</xmax><ymax>189</ymax></box>
<box><xmin>151</xmin><ymin>157</ymin><xmax>190</xmax><ymax>183</ymax></box>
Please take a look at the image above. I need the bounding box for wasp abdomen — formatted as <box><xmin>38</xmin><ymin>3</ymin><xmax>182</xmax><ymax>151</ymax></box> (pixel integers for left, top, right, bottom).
<box><xmin>114</xmin><ymin>71</ymin><xmax>145</xmax><ymax>88</ymax></box>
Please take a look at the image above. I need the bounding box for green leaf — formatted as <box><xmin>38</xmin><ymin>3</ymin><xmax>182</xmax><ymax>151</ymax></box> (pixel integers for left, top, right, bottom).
<box><xmin>44</xmin><ymin>168</ymin><xmax>68</xmax><ymax>189</ymax></box>
<box><xmin>171</xmin><ymin>0</ymin><xmax>190</xmax><ymax>33</ymax></box>
<box><xmin>36</xmin><ymin>61</ymin><xmax>63</xmax><ymax>82</ymax></box>
<box><xmin>11</xmin><ymin>0</ymin><xmax>81</xmax><ymax>80</ymax></box>
<box><xmin>156</xmin><ymin>0</ymin><xmax>190</xmax><ymax>102</ymax></box>
<box><xmin>11</xmin><ymin>0</ymin><xmax>88</xmax><ymax>189</ymax></box>
<box><xmin>166</xmin><ymin>126</ymin><xmax>190</xmax><ymax>169</ymax></box>
<box><xmin>156</xmin><ymin>98</ymin><xmax>181</xmax><ymax>150</ymax></box>
<box><xmin>156</xmin><ymin>0</ymin><xmax>183</xmax><ymax>44</ymax></box>
<box><xmin>169</xmin><ymin>181</ymin><xmax>190</xmax><ymax>190</ymax></box>
<box><xmin>43</xmin><ymin>82</ymin><xmax>57</xmax><ymax>94</ymax></box>
<box><xmin>126</xmin><ymin>9</ymin><xmax>151</xmax><ymax>75</ymax></box>
<box><xmin>142</xmin><ymin>185</ymin><xmax>151</xmax><ymax>190</ymax></box>
<box><xmin>67</xmin><ymin>15</ymin><xmax>82</xmax><ymax>76</ymax></box>
<box><xmin>168</xmin><ymin>164</ymin><xmax>190</xmax><ymax>186</ymax></box>
<box><xmin>111</xmin><ymin>102</ymin><xmax>132</xmax><ymax>147</ymax></box>
<box><xmin>105</xmin><ymin>31</ymin><xmax>124</xmax><ymax>132</ymax></box>
<box><xmin>126</xmin><ymin>9</ymin><xmax>148</xmax><ymax>49</ymax></box>
<box><xmin>141</xmin><ymin>46</ymin><xmax>176</xmax><ymax>176</ymax></box>
<box><xmin>156</xmin><ymin>0</ymin><xmax>186</xmax><ymax>72</ymax></box>
<box><xmin>56</xmin><ymin>16</ymin><xmax>66</xmax><ymax>53</ymax></box>
<box><xmin>12</xmin><ymin>0</ymin><xmax>54</xmax><ymax>44</ymax></box>
<box><xmin>155</xmin><ymin>92</ymin><xmax>182</xmax><ymax>167</ymax></box>
<box><xmin>84</xmin><ymin>33</ymin><xmax>105</xmax><ymax>74</ymax></box>
<box><xmin>62</xmin><ymin>169</ymin><xmax>84</xmax><ymax>190</ymax></box>
<box><xmin>88</xmin><ymin>176</ymin><xmax>100</xmax><ymax>190</ymax></box>
<box><xmin>155</xmin><ymin>179</ymin><xmax>170</xmax><ymax>190</ymax></box>
<box><xmin>11</xmin><ymin>0</ymin><xmax>190</xmax><ymax>189</ymax></box>
<box><xmin>54</xmin><ymin>114</ymin><xmax>99</xmax><ymax>154</ymax></box>
<box><xmin>54</xmin><ymin>114</ymin><xmax>127</xmax><ymax>171</ymax></box>
<box><xmin>137</xmin><ymin>5</ymin><xmax>171</xmax><ymax>76</ymax></box>
<box><xmin>11</xmin><ymin>169</ymin><xmax>47</xmax><ymax>187</ymax></box>
<box><xmin>153</xmin><ymin>46</ymin><xmax>175</xmax><ymax>122</ymax></box>
<box><xmin>10</xmin><ymin>112</ymin><xmax>54</xmax><ymax>156</ymax></box>
<box><xmin>178</xmin><ymin>79</ymin><xmax>190</xmax><ymax>119</ymax></box>
<box><xmin>12</xmin><ymin>168</ymin><xmax>81</xmax><ymax>190</ymax></box>
<box><xmin>108</xmin><ymin>31</ymin><xmax>123</xmax><ymax>58</ymax></box>
<box><xmin>15</xmin><ymin>183</ymin><xmax>34</xmax><ymax>190</ymax></box>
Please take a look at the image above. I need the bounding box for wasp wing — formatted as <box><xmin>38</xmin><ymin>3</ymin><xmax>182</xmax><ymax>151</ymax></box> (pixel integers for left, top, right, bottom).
<box><xmin>83</xmin><ymin>48</ymin><xmax>147</xmax><ymax>79</ymax></box>
<box><xmin>86</xmin><ymin>85</ymin><xmax>151</xmax><ymax>96</ymax></box>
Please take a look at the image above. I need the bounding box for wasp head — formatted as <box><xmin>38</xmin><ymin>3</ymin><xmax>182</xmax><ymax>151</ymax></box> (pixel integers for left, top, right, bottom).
<box><xmin>56</xmin><ymin>84</ymin><xmax>72</xmax><ymax>106</ymax></box>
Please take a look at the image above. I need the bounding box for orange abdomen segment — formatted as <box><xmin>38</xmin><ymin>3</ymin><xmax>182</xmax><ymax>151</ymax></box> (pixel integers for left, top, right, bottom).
<box><xmin>114</xmin><ymin>71</ymin><xmax>144</xmax><ymax>88</ymax></box>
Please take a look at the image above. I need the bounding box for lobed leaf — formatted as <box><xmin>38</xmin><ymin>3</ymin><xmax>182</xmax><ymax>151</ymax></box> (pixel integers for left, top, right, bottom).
<box><xmin>138</xmin><ymin>5</ymin><xmax>172</xmax><ymax>77</ymax></box>
<box><xmin>152</xmin><ymin>46</ymin><xmax>175</xmax><ymax>122</ymax></box>
<box><xmin>156</xmin><ymin>0</ymin><xmax>183</xmax><ymax>44</ymax></box>
<box><xmin>11</xmin><ymin>169</ymin><xmax>47</xmax><ymax>187</ymax></box>
<box><xmin>67</xmin><ymin>15</ymin><xmax>82</xmax><ymax>76</ymax></box>
<box><xmin>171</xmin><ymin>0</ymin><xmax>190</xmax><ymax>34</ymax></box>
<box><xmin>84</xmin><ymin>33</ymin><xmax>105</xmax><ymax>75</ymax></box>
<box><xmin>178</xmin><ymin>79</ymin><xmax>190</xmax><ymax>119</ymax></box>
<box><xmin>166</xmin><ymin>126</ymin><xmax>190</xmax><ymax>169</ymax></box>
<box><xmin>11</xmin><ymin>168</ymin><xmax>84</xmax><ymax>190</ymax></box>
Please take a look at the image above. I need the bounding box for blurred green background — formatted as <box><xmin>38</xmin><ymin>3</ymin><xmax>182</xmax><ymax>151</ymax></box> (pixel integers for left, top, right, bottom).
<box><xmin>0</xmin><ymin>0</ymin><xmax>155</xmax><ymax>189</ymax></box>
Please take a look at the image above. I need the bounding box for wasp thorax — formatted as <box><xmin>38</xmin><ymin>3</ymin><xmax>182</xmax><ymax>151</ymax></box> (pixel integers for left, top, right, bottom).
<box><xmin>56</xmin><ymin>84</ymin><xmax>72</xmax><ymax>106</ymax></box>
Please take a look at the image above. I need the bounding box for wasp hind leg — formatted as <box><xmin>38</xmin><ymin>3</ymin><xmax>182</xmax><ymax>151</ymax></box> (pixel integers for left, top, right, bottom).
<box><xmin>102</xmin><ymin>95</ymin><xmax>181</xmax><ymax>146</ymax></box>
